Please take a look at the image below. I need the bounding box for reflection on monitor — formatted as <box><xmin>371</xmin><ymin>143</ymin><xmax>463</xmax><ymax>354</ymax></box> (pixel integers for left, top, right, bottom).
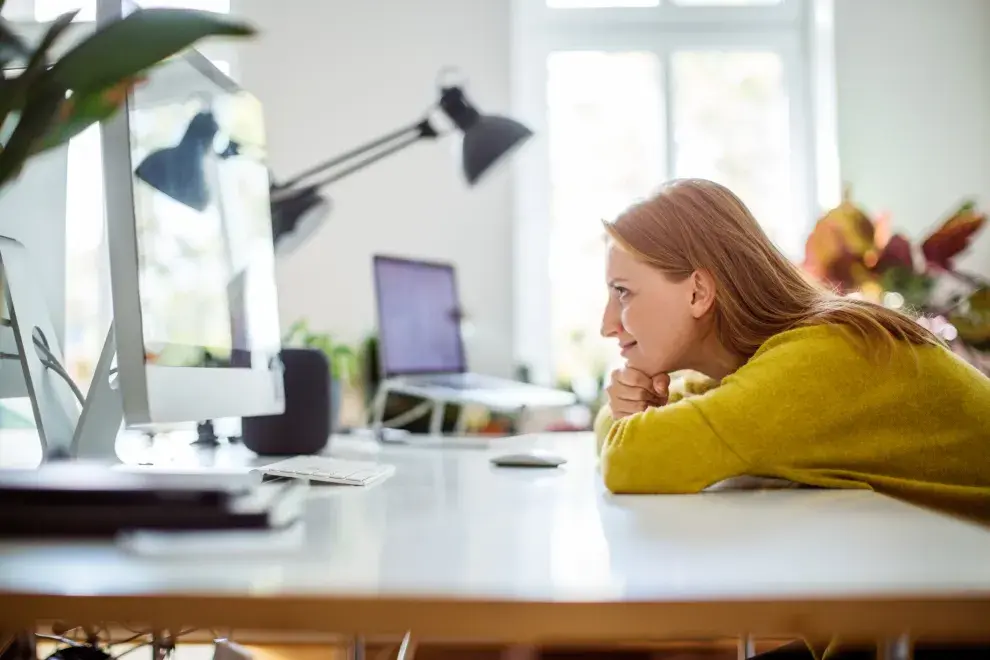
<box><xmin>102</xmin><ymin>49</ymin><xmax>285</xmax><ymax>427</ymax></box>
<box><xmin>130</xmin><ymin>89</ymin><xmax>277</xmax><ymax>370</ymax></box>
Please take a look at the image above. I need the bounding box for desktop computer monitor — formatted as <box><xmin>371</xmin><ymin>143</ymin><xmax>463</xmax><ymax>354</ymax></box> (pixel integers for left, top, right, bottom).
<box><xmin>100</xmin><ymin>13</ymin><xmax>284</xmax><ymax>427</ymax></box>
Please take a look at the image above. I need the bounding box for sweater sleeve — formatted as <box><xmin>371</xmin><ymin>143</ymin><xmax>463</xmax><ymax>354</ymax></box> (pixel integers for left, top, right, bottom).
<box><xmin>601</xmin><ymin>395</ymin><xmax>749</xmax><ymax>493</ymax></box>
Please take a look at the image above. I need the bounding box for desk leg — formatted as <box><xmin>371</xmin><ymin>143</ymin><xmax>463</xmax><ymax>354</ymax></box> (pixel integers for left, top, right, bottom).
<box><xmin>351</xmin><ymin>636</ymin><xmax>365</xmax><ymax>660</ymax></box>
<box><xmin>0</xmin><ymin>631</ymin><xmax>35</xmax><ymax>660</ymax></box>
<box><xmin>500</xmin><ymin>645</ymin><xmax>537</xmax><ymax>660</ymax></box>
<box><xmin>395</xmin><ymin>631</ymin><xmax>415</xmax><ymax>660</ymax></box>
<box><xmin>880</xmin><ymin>635</ymin><xmax>912</xmax><ymax>660</ymax></box>
<box><xmin>737</xmin><ymin>635</ymin><xmax>756</xmax><ymax>659</ymax></box>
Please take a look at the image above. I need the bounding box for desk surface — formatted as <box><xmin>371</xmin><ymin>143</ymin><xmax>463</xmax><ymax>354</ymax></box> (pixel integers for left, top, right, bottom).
<box><xmin>1</xmin><ymin>431</ymin><xmax>990</xmax><ymax>642</ymax></box>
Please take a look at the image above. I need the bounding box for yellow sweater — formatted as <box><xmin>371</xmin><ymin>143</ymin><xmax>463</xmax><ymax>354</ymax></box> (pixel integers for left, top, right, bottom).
<box><xmin>597</xmin><ymin>324</ymin><xmax>990</xmax><ymax>524</ymax></box>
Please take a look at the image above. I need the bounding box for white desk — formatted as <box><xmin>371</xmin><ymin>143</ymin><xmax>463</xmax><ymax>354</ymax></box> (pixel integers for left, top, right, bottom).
<box><xmin>1</xmin><ymin>431</ymin><xmax>990</xmax><ymax>645</ymax></box>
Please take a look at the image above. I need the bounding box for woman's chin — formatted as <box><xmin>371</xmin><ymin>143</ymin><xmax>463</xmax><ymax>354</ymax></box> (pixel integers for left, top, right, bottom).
<box><xmin>627</xmin><ymin>355</ymin><xmax>680</xmax><ymax>377</ymax></box>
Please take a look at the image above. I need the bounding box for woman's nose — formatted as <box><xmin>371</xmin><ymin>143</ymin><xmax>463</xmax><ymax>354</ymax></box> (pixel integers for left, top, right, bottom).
<box><xmin>601</xmin><ymin>299</ymin><xmax>622</xmax><ymax>338</ymax></box>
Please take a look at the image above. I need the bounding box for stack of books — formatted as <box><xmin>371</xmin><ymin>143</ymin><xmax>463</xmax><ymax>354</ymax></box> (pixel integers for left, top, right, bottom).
<box><xmin>0</xmin><ymin>462</ymin><xmax>305</xmax><ymax>538</ymax></box>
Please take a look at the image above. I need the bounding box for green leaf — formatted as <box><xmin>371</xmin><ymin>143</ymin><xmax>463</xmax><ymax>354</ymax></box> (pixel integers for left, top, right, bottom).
<box><xmin>31</xmin><ymin>81</ymin><xmax>124</xmax><ymax>154</ymax></box>
<box><xmin>0</xmin><ymin>86</ymin><xmax>62</xmax><ymax>187</ymax></box>
<box><xmin>50</xmin><ymin>8</ymin><xmax>255</xmax><ymax>97</ymax></box>
<box><xmin>331</xmin><ymin>345</ymin><xmax>358</xmax><ymax>382</ymax></box>
<box><xmin>283</xmin><ymin>319</ymin><xmax>309</xmax><ymax>345</ymax></box>
<box><xmin>950</xmin><ymin>287</ymin><xmax>990</xmax><ymax>350</ymax></box>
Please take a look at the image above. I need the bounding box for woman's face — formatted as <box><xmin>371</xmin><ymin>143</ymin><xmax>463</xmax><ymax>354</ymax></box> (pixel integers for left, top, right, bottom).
<box><xmin>601</xmin><ymin>241</ymin><xmax>707</xmax><ymax>376</ymax></box>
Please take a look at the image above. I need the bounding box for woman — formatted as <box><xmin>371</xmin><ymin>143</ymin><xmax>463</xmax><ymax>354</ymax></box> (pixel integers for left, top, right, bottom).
<box><xmin>595</xmin><ymin>178</ymin><xmax>990</xmax><ymax>524</ymax></box>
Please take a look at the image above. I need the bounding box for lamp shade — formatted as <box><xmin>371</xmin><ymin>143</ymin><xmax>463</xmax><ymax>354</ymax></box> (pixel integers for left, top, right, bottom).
<box><xmin>134</xmin><ymin>111</ymin><xmax>220</xmax><ymax>211</ymax></box>
<box><xmin>438</xmin><ymin>85</ymin><xmax>533</xmax><ymax>185</ymax></box>
<box><xmin>461</xmin><ymin>115</ymin><xmax>533</xmax><ymax>185</ymax></box>
<box><xmin>270</xmin><ymin>185</ymin><xmax>331</xmax><ymax>255</ymax></box>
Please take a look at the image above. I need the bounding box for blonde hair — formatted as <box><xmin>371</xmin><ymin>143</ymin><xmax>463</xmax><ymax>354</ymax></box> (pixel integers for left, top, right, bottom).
<box><xmin>604</xmin><ymin>178</ymin><xmax>940</xmax><ymax>360</ymax></box>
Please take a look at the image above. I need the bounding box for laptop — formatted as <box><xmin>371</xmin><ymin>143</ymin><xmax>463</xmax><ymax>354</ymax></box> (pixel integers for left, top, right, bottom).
<box><xmin>371</xmin><ymin>255</ymin><xmax>576</xmax><ymax>410</ymax></box>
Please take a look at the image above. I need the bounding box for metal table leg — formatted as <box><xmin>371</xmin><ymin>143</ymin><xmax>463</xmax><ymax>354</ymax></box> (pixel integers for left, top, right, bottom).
<box><xmin>881</xmin><ymin>635</ymin><xmax>913</xmax><ymax>660</ymax></box>
<box><xmin>737</xmin><ymin>635</ymin><xmax>756</xmax><ymax>659</ymax></box>
<box><xmin>396</xmin><ymin>631</ymin><xmax>415</xmax><ymax>660</ymax></box>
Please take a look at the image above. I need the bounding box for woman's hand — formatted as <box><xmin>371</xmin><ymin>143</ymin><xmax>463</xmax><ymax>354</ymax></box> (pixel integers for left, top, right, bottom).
<box><xmin>606</xmin><ymin>367</ymin><xmax>670</xmax><ymax>419</ymax></box>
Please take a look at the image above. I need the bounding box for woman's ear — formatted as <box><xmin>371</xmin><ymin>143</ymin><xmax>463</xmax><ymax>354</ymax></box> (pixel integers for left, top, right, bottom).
<box><xmin>689</xmin><ymin>269</ymin><xmax>717</xmax><ymax>318</ymax></box>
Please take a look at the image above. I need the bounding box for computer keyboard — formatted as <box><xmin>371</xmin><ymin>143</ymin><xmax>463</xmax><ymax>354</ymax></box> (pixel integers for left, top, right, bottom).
<box><xmin>253</xmin><ymin>456</ymin><xmax>395</xmax><ymax>487</ymax></box>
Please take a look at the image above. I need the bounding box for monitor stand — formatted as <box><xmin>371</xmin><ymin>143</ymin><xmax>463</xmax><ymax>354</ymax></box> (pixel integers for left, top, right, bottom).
<box><xmin>193</xmin><ymin>420</ymin><xmax>221</xmax><ymax>448</ymax></box>
<box><xmin>72</xmin><ymin>325</ymin><xmax>241</xmax><ymax>460</ymax></box>
<box><xmin>0</xmin><ymin>236</ymin><xmax>82</xmax><ymax>460</ymax></box>
<box><xmin>192</xmin><ymin>420</ymin><xmax>242</xmax><ymax>447</ymax></box>
<box><xmin>70</xmin><ymin>324</ymin><xmax>125</xmax><ymax>460</ymax></box>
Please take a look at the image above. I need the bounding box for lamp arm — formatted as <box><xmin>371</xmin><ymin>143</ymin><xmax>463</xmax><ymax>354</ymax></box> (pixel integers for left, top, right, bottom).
<box><xmin>274</xmin><ymin>118</ymin><xmax>438</xmax><ymax>192</ymax></box>
<box><xmin>305</xmin><ymin>129</ymin><xmax>428</xmax><ymax>190</ymax></box>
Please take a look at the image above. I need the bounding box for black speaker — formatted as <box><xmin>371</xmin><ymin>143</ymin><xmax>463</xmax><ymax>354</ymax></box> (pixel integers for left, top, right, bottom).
<box><xmin>241</xmin><ymin>348</ymin><xmax>332</xmax><ymax>456</ymax></box>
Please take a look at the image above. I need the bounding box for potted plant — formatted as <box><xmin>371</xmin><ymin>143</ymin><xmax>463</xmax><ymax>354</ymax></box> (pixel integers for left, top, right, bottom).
<box><xmin>803</xmin><ymin>188</ymin><xmax>990</xmax><ymax>374</ymax></box>
<box><xmin>0</xmin><ymin>6</ymin><xmax>255</xmax><ymax>194</ymax></box>
<box><xmin>283</xmin><ymin>319</ymin><xmax>359</xmax><ymax>428</ymax></box>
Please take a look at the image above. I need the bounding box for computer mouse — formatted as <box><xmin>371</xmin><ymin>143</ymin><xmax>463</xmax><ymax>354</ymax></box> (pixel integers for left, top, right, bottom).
<box><xmin>490</xmin><ymin>450</ymin><xmax>567</xmax><ymax>468</ymax></box>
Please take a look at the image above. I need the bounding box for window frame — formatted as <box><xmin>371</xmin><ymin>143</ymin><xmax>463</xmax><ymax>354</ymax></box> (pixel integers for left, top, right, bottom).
<box><xmin>510</xmin><ymin>0</ymin><xmax>833</xmax><ymax>385</ymax></box>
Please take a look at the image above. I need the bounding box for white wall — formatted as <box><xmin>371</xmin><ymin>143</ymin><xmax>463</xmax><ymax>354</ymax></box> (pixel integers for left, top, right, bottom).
<box><xmin>834</xmin><ymin>0</ymin><xmax>990</xmax><ymax>276</ymax></box>
<box><xmin>236</xmin><ymin>0</ymin><xmax>517</xmax><ymax>376</ymax></box>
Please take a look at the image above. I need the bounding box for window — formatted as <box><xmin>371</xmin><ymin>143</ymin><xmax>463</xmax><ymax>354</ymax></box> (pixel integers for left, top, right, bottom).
<box><xmin>512</xmin><ymin>0</ymin><xmax>833</xmax><ymax>388</ymax></box>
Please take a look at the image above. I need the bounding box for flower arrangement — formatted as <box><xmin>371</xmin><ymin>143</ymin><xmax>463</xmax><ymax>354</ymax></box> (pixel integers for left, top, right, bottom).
<box><xmin>802</xmin><ymin>189</ymin><xmax>989</xmax><ymax>373</ymax></box>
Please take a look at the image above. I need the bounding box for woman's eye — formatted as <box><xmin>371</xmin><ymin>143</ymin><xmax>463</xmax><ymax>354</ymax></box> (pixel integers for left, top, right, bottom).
<box><xmin>614</xmin><ymin>286</ymin><xmax>630</xmax><ymax>299</ymax></box>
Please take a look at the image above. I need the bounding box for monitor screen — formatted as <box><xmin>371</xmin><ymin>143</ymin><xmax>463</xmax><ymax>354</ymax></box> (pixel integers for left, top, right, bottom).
<box><xmin>373</xmin><ymin>256</ymin><xmax>466</xmax><ymax>376</ymax></box>
<box><xmin>127</xmin><ymin>57</ymin><xmax>281</xmax><ymax>372</ymax></box>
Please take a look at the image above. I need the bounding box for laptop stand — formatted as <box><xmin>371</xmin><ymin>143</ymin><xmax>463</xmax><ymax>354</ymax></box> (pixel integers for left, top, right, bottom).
<box><xmin>369</xmin><ymin>378</ymin><xmax>471</xmax><ymax>437</ymax></box>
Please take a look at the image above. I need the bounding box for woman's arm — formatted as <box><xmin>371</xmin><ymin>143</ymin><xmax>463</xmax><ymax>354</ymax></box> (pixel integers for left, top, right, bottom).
<box><xmin>601</xmin><ymin>394</ymin><xmax>749</xmax><ymax>494</ymax></box>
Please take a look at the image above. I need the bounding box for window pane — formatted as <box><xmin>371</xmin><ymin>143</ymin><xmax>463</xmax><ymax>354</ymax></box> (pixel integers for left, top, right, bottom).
<box><xmin>671</xmin><ymin>50</ymin><xmax>796</xmax><ymax>255</ymax></box>
<box><xmin>547</xmin><ymin>0</ymin><xmax>658</xmax><ymax>7</ymax></box>
<box><xmin>35</xmin><ymin>0</ymin><xmax>230</xmax><ymax>21</ymax></box>
<box><xmin>546</xmin><ymin>51</ymin><xmax>664</xmax><ymax>391</ymax></box>
<box><xmin>63</xmin><ymin>124</ymin><xmax>109</xmax><ymax>390</ymax></box>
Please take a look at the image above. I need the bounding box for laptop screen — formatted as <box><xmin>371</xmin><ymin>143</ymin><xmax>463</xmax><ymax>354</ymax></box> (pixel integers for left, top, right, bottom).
<box><xmin>373</xmin><ymin>255</ymin><xmax>467</xmax><ymax>376</ymax></box>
